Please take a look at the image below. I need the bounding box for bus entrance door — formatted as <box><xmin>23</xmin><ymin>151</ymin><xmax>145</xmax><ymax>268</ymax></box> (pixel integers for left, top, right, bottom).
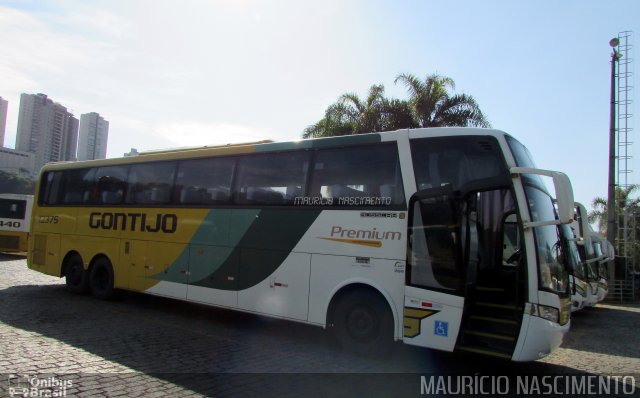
<box><xmin>403</xmin><ymin>187</ymin><xmax>465</xmax><ymax>351</ymax></box>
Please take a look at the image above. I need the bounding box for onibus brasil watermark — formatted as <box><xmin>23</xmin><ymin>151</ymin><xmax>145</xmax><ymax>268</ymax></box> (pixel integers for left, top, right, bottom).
<box><xmin>7</xmin><ymin>374</ymin><xmax>73</xmax><ymax>397</ymax></box>
<box><xmin>420</xmin><ymin>375</ymin><xmax>636</xmax><ymax>395</ymax></box>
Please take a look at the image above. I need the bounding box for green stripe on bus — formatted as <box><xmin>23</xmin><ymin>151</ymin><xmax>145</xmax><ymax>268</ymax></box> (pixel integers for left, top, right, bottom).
<box><xmin>148</xmin><ymin>209</ymin><xmax>258</xmax><ymax>284</ymax></box>
<box><xmin>198</xmin><ymin>208</ymin><xmax>321</xmax><ymax>290</ymax></box>
<box><xmin>149</xmin><ymin>208</ymin><xmax>321</xmax><ymax>291</ymax></box>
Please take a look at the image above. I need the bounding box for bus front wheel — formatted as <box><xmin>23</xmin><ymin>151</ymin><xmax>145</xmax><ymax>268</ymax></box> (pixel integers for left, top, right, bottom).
<box><xmin>89</xmin><ymin>257</ymin><xmax>115</xmax><ymax>300</ymax></box>
<box><xmin>64</xmin><ymin>254</ymin><xmax>89</xmax><ymax>294</ymax></box>
<box><xmin>330</xmin><ymin>289</ymin><xmax>393</xmax><ymax>356</ymax></box>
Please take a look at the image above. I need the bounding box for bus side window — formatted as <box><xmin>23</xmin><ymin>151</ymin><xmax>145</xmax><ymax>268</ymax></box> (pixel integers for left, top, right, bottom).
<box><xmin>235</xmin><ymin>152</ymin><xmax>310</xmax><ymax>206</ymax></box>
<box><xmin>501</xmin><ymin>213</ymin><xmax>520</xmax><ymax>266</ymax></box>
<box><xmin>61</xmin><ymin>168</ymin><xmax>95</xmax><ymax>205</ymax></box>
<box><xmin>310</xmin><ymin>144</ymin><xmax>405</xmax><ymax>207</ymax></box>
<box><xmin>175</xmin><ymin>157</ymin><xmax>235</xmax><ymax>206</ymax></box>
<box><xmin>127</xmin><ymin>162</ymin><xmax>176</xmax><ymax>205</ymax></box>
<box><xmin>95</xmin><ymin>166</ymin><xmax>128</xmax><ymax>205</ymax></box>
<box><xmin>407</xmin><ymin>187</ymin><xmax>463</xmax><ymax>293</ymax></box>
<box><xmin>411</xmin><ymin>137</ymin><xmax>506</xmax><ymax>193</ymax></box>
<box><xmin>41</xmin><ymin>171</ymin><xmax>63</xmax><ymax>205</ymax></box>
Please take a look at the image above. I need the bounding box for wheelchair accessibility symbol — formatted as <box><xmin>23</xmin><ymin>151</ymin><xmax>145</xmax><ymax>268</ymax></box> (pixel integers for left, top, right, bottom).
<box><xmin>434</xmin><ymin>320</ymin><xmax>448</xmax><ymax>337</ymax></box>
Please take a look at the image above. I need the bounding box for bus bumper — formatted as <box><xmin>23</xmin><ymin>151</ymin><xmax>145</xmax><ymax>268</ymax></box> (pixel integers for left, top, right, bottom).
<box><xmin>570</xmin><ymin>293</ymin><xmax>585</xmax><ymax>312</ymax></box>
<box><xmin>511</xmin><ymin>314</ymin><xmax>569</xmax><ymax>362</ymax></box>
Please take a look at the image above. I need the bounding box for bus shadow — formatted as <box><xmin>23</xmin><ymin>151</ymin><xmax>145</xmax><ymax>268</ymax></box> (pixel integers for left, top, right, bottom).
<box><xmin>0</xmin><ymin>282</ymin><xmax>633</xmax><ymax>397</ymax></box>
<box><xmin>0</xmin><ymin>252</ymin><xmax>26</xmax><ymax>261</ymax></box>
<box><xmin>562</xmin><ymin>305</ymin><xmax>640</xmax><ymax>358</ymax></box>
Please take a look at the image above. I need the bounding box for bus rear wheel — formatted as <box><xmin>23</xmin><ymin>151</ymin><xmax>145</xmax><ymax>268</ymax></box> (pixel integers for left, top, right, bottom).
<box><xmin>89</xmin><ymin>257</ymin><xmax>115</xmax><ymax>300</ymax></box>
<box><xmin>64</xmin><ymin>254</ymin><xmax>89</xmax><ymax>294</ymax></box>
<box><xmin>330</xmin><ymin>289</ymin><xmax>393</xmax><ymax>356</ymax></box>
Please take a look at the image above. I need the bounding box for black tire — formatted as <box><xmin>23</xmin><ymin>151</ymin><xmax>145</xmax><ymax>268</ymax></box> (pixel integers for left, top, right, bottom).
<box><xmin>330</xmin><ymin>289</ymin><xmax>394</xmax><ymax>356</ymax></box>
<box><xmin>89</xmin><ymin>257</ymin><xmax>115</xmax><ymax>300</ymax></box>
<box><xmin>64</xmin><ymin>254</ymin><xmax>89</xmax><ymax>294</ymax></box>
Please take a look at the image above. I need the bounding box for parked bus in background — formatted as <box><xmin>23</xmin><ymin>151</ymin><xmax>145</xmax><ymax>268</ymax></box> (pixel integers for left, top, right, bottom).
<box><xmin>568</xmin><ymin>203</ymin><xmax>595</xmax><ymax>310</ymax></box>
<box><xmin>590</xmin><ymin>232</ymin><xmax>612</xmax><ymax>302</ymax></box>
<box><xmin>28</xmin><ymin>128</ymin><xmax>575</xmax><ymax>361</ymax></box>
<box><xmin>0</xmin><ymin>194</ymin><xmax>33</xmax><ymax>253</ymax></box>
<box><xmin>572</xmin><ymin>203</ymin><xmax>609</xmax><ymax>306</ymax></box>
<box><xmin>558</xmin><ymin>222</ymin><xmax>587</xmax><ymax>312</ymax></box>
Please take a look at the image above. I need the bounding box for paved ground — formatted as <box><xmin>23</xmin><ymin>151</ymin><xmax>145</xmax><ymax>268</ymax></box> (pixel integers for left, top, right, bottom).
<box><xmin>1</xmin><ymin>253</ymin><xmax>638</xmax><ymax>397</ymax></box>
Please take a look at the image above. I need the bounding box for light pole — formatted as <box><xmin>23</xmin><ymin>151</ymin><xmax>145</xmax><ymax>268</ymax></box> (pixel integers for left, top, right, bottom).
<box><xmin>607</xmin><ymin>37</ymin><xmax>621</xmax><ymax>260</ymax></box>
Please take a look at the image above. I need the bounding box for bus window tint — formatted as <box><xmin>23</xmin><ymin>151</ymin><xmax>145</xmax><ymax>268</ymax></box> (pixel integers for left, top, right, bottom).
<box><xmin>95</xmin><ymin>166</ymin><xmax>128</xmax><ymax>205</ymax></box>
<box><xmin>127</xmin><ymin>162</ymin><xmax>176</xmax><ymax>205</ymax></box>
<box><xmin>61</xmin><ymin>168</ymin><xmax>95</xmax><ymax>204</ymax></box>
<box><xmin>310</xmin><ymin>144</ymin><xmax>405</xmax><ymax>207</ymax></box>
<box><xmin>235</xmin><ymin>152</ymin><xmax>310</xmax><ymax>205</ymax></box>
<box><xmin>411</xmin><ymin>137</ymin><xmax>505</xmax><ymax>192</ymax></box>
<box><xmin>0</xmin><ymin>198</ymin><xmax>26</xmax><ymax>219</ymax></box>
<box><xmin>408</xmin><ymin>192</ymin><xmax>463</xmax><ymax>293</ymax></box>
<box><xmin>175</xmin><ymin>157</ymin><xmax>235</xmax><ymax>205</ymax></box>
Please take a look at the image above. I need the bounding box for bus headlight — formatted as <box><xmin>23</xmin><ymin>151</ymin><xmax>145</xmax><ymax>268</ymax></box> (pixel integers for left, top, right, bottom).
<box><xmin>528</xmin><ymin>303</ymin><xmax>559</xmax><ymax>324</ymax></box>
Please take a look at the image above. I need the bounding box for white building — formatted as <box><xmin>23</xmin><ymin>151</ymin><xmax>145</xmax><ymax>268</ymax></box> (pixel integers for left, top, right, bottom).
<box><xmin>15</xmin><ymin>93</ymin><xmax>78</xmax><ymax>173</ymax></box>
<box><xmin>77</xmin><ymin>112</ymin><xmax>109</xmax><ymax>161</ymax></box>
<box><xmin>0</xmin><ymin>147</ymin><xmax>36</xmax><ymax>178</ymax></box>
<box><xmin>0</xmin><ymin>96</ymin><xmax>8</xmax><ymax>147</ymax></box>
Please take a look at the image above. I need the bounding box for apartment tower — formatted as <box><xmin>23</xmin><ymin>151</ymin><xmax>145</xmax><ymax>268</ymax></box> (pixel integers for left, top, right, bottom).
<box><xmin>15</xmin><ymin>93</ymin><xmax>79</xmax><ymax>173</ymax></box>
<box><xmin>77</xmin><ymin>112</ymin><xmax>109</xmax><ymax>161</ymax></box>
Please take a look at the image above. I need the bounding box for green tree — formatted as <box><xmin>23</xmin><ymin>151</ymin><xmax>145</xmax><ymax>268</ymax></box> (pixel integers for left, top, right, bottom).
<box><xmin>303</xmin><ymin>84</ymin><xmax>416</xmax><ymax>139</ymax></box>
<box><xmin>394</xmin><ymin>73</ymin><xmax>491</xmax><ymax>128</ymax></box>
<box><xmin>303</xmin><ymin>72</ymin><xmax>490</xmax><ymax>139</ymax></box>
<box><xmin>589</xmin><ymin>185</ymin><xmax>640</xmax><ymax>236</ymax></box>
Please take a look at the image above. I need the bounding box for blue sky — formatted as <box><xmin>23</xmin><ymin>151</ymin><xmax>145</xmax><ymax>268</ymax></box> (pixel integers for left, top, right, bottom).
<box><xmin>0</xmin><ymin>0</ymin><xmax>639</xmax><ymax>210</ymax></box>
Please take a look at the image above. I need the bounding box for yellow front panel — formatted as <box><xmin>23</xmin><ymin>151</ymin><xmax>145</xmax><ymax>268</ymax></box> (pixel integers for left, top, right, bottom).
<box><xmin>0</xmin><ymin>231</ymin><xmax>28</xmax><ymax>252</ymax></box>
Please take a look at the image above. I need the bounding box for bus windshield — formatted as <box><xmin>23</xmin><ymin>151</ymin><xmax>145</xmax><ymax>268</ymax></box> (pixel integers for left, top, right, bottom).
<box><xmin>506</xmin><ymin>136</ymin><xmax>568</xmax><ymax>294</ymax></box>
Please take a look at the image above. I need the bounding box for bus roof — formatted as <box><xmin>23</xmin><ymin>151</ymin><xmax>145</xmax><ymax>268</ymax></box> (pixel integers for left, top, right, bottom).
<box><xmin>39</xmin><ymin>127</ymin><xmax>509</xmax><ymax>172</ymax></box>
<box><xmin>136</xmin><ymin>140</ymin><xmax>275</xmax><ymax>156</ymax></box>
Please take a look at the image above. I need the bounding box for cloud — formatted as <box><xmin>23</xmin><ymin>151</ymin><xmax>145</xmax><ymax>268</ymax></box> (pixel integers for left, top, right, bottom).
<box><xmin>103</xmin><ymin>116</ymin><xmax>292</xmax><ymax>158</ymax></box>
<box><xmin>152</xmin><ymin>121</ymin><xmax>275</xmax><ymax>148</ymax></box>
<box><xmin>0</xmin><ymin>5</ymin><xmax>128</xmax><ymax>145</ymax></box>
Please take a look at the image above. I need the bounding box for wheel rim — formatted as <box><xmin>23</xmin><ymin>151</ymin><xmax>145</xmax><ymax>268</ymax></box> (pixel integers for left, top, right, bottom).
<box><xmin>346</xmin><ymin>306</ymin><xmax>379</xmax><ymax>342</ymax></box>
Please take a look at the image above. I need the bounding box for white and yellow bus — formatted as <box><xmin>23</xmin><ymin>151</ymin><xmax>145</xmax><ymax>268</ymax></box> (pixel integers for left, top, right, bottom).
<box><xmin>28</xmin><ymin>128</ymin><xmax>574</xmax><ymax>361</ymax></box>
<box><xmin>0</xmin><ymin>193</ymin><xmax>33</xmax><ymax>253</ymax></box>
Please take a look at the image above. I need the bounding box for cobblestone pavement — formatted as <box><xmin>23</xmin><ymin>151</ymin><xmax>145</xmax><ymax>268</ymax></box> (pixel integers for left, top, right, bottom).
<box><xmin>1</xmin><ymin>254</ymin><xmax>638</xmax><ymax>397</ymax></box>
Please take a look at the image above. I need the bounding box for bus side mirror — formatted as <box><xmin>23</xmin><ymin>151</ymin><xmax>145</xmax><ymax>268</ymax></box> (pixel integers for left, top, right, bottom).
<box><xmin>510</xmin><ymin>167</ymin><xmax>575</xmax><ymax>227</ymax></box>
<box><xmin>551</xmin><ymin>171</ymin><xmax>574</xmax><ymax>224</ymax></box>
<box><xmin>573</xmin><ymin>202</ymin><xmax>590</xmax><ymax>241</ymax></box>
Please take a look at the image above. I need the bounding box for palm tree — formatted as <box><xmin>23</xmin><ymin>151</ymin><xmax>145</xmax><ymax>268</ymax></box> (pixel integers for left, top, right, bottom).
<box><xmin>394</xmin><ymin>73</ymin><xmax>491</xmax><ymax>128</ymax></box>
<box><xmin>303</xmin><ymin>84</ymin><xmax>416</xmax><ymax>139</ymax></box>
<box><xmin>337</xmin><ymin>84</ymin><xmax>387</xmax><ymax>135</ymax></box>
<box><xmin>303</xmin><ymin>72</ymin><xmax>490</xmax><ymax>138</ymax></box>
<box><xmin>589</xmin><ymin>184</ymin><xmax>640</xmax><ymax>236</ymax></box>
<box><xmin>302</xmin><ymin>102</ymin><xmax>357</xmax><ymax>139</ymax></box>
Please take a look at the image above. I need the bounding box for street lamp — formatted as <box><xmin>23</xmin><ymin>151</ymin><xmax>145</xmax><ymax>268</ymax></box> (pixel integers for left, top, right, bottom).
<box><xmin>607</xmin><ymin>37</ymin><xmax>622</xmax><ymax>259</ymax></box>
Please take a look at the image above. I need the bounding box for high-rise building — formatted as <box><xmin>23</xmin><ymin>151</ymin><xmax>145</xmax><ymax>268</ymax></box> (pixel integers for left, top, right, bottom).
<box><xmin>77</xmin><ymin>112</ymin><xmax>109</xmax><ymax>161</ymax></box>
<box><xmin>15</xmin><ymin>93</ymin><xmax>79</xmax><ymax>173</ymax></box>
<box><xmin>0</xmin><ymin>96</ymin><xmax>8</xmax><ymax>147</ymax></box>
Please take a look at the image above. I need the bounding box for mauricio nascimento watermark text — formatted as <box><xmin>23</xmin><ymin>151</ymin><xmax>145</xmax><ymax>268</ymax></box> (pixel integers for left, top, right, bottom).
<box><xmin>420</xmin><ymin>375</ymin><xmax>636</xmax><ymax>395</ymax></box>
